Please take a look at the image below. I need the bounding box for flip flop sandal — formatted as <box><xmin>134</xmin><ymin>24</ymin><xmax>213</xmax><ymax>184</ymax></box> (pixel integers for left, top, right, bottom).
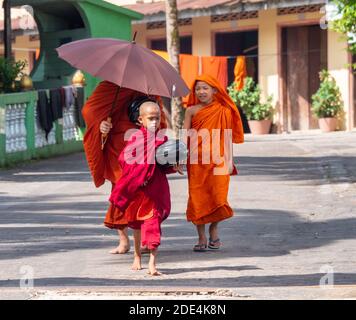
<box><xmin>208</xmin><ymin>238</ymin><xmax>221</xmax><ymax>250</ymax></box>
<box><xmin>193</xmin><ymin>243</ymin><xmax>207</xmax><ymax>252</ymax></box>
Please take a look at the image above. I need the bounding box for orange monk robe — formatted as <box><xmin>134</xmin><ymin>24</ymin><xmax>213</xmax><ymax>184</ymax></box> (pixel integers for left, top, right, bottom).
<box><xmin>81</xmin><ymin>80</ymin><xmax>167</xmax><ymax>229</ymax></box>
<box><xmin>201</xmin><ymin>56</ymin><xmax>228</xmax><ymax>91</ymax></box>
<box><xmin>179</xmin><ymin>54</ymin><xmax>199</xmax><ymax>105</ymax></box>
<box><xmin>234</xmin><ymin>56</ymin><xmax>247</xmax><ymax>91</ymax></box>
<box><xmin>186</xmin><ymin>74</ymin><xmax>244</xmax><ymax>225</ymax></box>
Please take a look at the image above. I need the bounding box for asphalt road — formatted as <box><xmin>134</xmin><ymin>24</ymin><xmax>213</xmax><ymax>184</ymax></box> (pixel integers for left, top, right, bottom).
<box><xmin>1</xmin><ymin>131</ymin><xmax>356</xmax><ymax>300</ymax></box>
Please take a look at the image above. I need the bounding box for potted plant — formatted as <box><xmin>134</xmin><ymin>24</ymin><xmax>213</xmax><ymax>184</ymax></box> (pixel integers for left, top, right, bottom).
<box><xmin>0</xmin><ymin>57</ymin><xmax>27</xmax><ymax>93</ymax></box>
<box><xmin>228</xmin><ymin>77</ymin><xmax>274</xmax><ymax>134</ymax></box>
<box><xmin>311</xmin><ymin>70</ymin><xmax>343</xmax><ymax>132</ymax></box>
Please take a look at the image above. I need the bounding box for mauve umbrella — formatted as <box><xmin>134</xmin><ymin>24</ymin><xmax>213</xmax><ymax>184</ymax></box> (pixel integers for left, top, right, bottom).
<box><xmin>56</xmin><ymin>36</ymin><xmax>190</xmax><ymax>98</ymax></box>
<box><xmin>56</xmin><ymin>34</ymin><xmax>190</xmax><ymax>149</ymax></box>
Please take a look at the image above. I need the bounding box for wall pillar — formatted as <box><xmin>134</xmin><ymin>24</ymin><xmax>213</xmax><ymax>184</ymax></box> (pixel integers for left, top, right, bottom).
<box><xmin>328</xmin><ymin>29</ymin><xmax>351</xmax><ymax>131</ymax></box>
<box><xmin>258</xmin><ymin>9</ymin><xmax>280</xmax><ymax>131</ymax></box>
<box><xmin>192</xmin><ymin>16</ymin><xmax>212</xmax><ymax>56</ymax></box>
<box><xmin>132</xmin><ymin>23</ymin><xmax>148</xmax><ymax>47</ymax></box>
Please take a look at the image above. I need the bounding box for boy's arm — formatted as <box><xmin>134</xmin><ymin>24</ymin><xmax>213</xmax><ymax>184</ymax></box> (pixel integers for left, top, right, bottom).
<box><xmin>183</xmin><ymin>108</ymin><xmax>193</xmax><ymax>130</ymax></box>
<box><xmin>224</xmin><ymin>138</ymin><xmax>238</xmax><ymax>176</ymax></box>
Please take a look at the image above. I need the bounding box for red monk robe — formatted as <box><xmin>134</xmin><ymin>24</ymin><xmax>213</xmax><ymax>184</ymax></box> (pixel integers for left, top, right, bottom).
<box><xmin>186</xmin><ymin>74</ymin><xmax>244</xmax><ymax>225</ymax></box>
<box><xmin>109</xmin><ymin>127</ymin><xmax>174</xmax><ymax>250</ymax></box>
<box><xmin>81</xmin><ymin>81</ymin><xmax>167</xmax><ymax>229</ymax></box>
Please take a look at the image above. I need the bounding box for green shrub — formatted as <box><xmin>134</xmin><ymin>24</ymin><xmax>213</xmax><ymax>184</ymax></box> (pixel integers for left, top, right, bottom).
<box><xmin>311</xmin><ymin>70</ymin><xmax>343</xmax><ymax>118</ymax></box>
<box><xmin>228</xmin><ymin>77</ymin><xmax>274</xmax><ymax>121</ymax></box>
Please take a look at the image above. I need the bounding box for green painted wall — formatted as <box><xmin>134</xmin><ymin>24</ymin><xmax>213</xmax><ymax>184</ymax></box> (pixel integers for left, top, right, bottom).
<box><xmin>10</xmin><ymin>0</ymin><xmax>142</xmax><ymax>98</ymax></box>
<box><xmin>76</xmin><ymin>0</ymin><xmax>141</xmax><ymax>98</ymax></box>
<box><xmin>0</xmin><ymin>90</ymin><xmax>84</xmax><ymax>168</ymax></box>
<box><xmin>2</xmin><ymin>0</ymin><xmax>142</xmax><ymax>167</ymax></box>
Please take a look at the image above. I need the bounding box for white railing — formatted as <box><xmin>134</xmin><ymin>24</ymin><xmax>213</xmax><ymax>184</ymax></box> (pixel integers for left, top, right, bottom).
<box><xmin>34</xmin><ymin>107</ymin><xmax>56</xmax><ymax>148</ymax></box>
<box><xmin>62</xmin><ymin>104</ymin><xmax>80</xmax><ymax>142</ymax></box>
<box><xmin>5</xmin><ymin>103</ymin><xmax>27</xmax><ymax>153</ymax></box>
<box><xmin>1</xmin><ymin>89</ymin><xmax>84</xmax><ymax>167</ymax></box>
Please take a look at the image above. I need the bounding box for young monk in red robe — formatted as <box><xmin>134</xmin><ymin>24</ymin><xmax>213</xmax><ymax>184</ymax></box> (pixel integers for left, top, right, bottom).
<box><xmin>82</xmin><ymin>81</ymin><xmax>167</xmax><ymax>255</ymax></box>
<box><xmin>183</xmin><ymin>74</ymin><xmax>244</xmax><ymax>252</ymax></box>
<box><xmin>109</xmin><ymin>101</ymin><xmax>182</xmax><ymax>275</ymax></box>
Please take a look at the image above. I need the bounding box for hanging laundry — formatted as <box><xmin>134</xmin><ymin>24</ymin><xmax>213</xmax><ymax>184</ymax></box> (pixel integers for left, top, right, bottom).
<box><xmin>63</xmin><ymin>85</ymin><xmax>75</xmax><ymax>109</ymax></box>
<box><xmin>201</xmin><ymin>56</ymin><xmax>228</xmax><ymax>91</ymax></box>
<box><xmin>234</xmin><ymin>56</ymin><xmax>247</xmax><ymax>91</ymax></box>
<box><xmin>36</xmin><ymin>90</ymin><xmax>53</xmax><ymax>140</ymax></box>
<box><xmin>49</xmin><ymin>88</ymin><xmax>63</xmax><ymax>121</ymax></box>
<box><xmin>179</xmin><ymin>54</ymin><xmax>199</xmax><ymax>104</ymax></box>
<box><xmin>60</xmin><ymin>87</ymin><xmax>66</xmax><ymax>109</ymax></box>
<box><xmin>74</xmin><ymin>86</ymin><xmax>86</xmax><ymax>128</ymax></box>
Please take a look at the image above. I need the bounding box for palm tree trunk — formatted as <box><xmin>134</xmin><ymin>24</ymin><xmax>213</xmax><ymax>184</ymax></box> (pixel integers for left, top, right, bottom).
<box><xmin>165</xmin><ymin>0</ymin><xmax>184</xmax><ymax>136</ymax></box>
<box><xmin>3</xmin><ymin>0</ymin><xmax>12</xmax><ymax>59</ymax></box>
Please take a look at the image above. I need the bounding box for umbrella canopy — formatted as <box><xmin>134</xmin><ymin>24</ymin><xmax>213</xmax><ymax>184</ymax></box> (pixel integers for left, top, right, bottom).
<box><xmin>56</xmin><ymin>37</ymin><xmax>190</xmax><ymax>98</ymax></box>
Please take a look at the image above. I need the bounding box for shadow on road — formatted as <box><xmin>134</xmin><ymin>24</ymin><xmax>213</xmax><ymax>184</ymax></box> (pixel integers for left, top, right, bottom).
<box><xmin>0</xmin><ymin>153</ymin><xmax>91</xmax><ymax>183</ymax></box>
<box><xmin>235</xmin><ymin>156</ymin><xmax>356</xmax><ymax>184</ymax></box>
<box><xmin>1</xmin><ymin>153</ymin><xmax>355</xmax><ymax>185</ymax></box>
<box><xmin>1</xmin><ymin>272</ymin><xmax>356</xmax><ymax>288</ymax></box>
<box><xmin>1</xmin><ymin>150</ymin><xmax>356</xmax><ymax>289</ymax></box>
<box><xmin>1</xmin><ymin>191</ymin><xmax>356</xmax><ymax>266</ymax></box>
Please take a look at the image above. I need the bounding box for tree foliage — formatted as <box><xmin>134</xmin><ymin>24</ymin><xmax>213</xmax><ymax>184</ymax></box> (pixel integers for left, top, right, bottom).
<box><xmin>0</xmin><ymin>57</ymin><xmax>27</xmax><ymax>93</ymax></box>
<box><xmin>331</xmin><ymin>0</ymin><xmax>356</xmax><ymax>68</ymax></box>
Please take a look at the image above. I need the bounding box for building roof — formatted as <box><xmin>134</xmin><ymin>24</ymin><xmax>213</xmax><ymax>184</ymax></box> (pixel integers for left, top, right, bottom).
<box><xmin>124</xmin><ymin>0</ymin><xmax>258</xmax><ymax>15</ymax></box>
<box><xmin>0</xmin><ymin>0</ymin><xmax>327</xmax><ymax>31</ymax></box>
<box><xmin>9</xmin><ymin>0</ymin><xmax>143</xmax><ymax>20</ymax></box>
<box><xmin>123</xmin><ymin>0</ymin><xmax>326</xmax><ymax>22</ymax></box>
<box><xmin>0</xmin><ymin>0</ymin><xmax>142</xmax><ymax>31</ymax></box>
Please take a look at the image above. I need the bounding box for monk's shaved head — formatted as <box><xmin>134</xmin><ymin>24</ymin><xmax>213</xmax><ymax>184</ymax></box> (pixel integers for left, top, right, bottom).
<box><xmin>139</xmin><ymin>101</ymin><xmax>160</xmax><ymax>116</ymax></box>
<box><xmin>138</xmin><ymin>101</ymin><xmax>161</xmax><ymax>132</ymax></box>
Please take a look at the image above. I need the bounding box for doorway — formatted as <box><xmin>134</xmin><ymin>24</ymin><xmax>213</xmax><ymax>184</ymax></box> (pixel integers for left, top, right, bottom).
<box><xmin>215</xmin><ymin>30</ymin><xmax>258</xmax><ymax>133</ymax></box>
<box><xmin>281</xmin><ymin>24</ymin><xmax>327</xmax><ymax>131</ymax></box>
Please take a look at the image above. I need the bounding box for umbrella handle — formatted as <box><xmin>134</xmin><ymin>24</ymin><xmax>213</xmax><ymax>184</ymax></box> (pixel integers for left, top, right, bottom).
<box><xmin>101</xmin><ymin>86</ymin><xmax>120</xmax><ymax>151</ymax></box>
<box><xmin>101</xmin><ymin>117</ymin><xmax>112</xmax><ymax>150</ymax></box>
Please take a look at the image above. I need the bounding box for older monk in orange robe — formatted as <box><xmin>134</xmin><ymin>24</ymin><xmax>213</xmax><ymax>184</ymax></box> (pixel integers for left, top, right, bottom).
<box><xmin>183</xmin><ymin>74</ymin><xmax>244</xmax><ymax>252</ymax></box>
<box><xmin>82</xmin><ymin>80</ymin><xmax>167</xmax><ymax>254</ymax></box>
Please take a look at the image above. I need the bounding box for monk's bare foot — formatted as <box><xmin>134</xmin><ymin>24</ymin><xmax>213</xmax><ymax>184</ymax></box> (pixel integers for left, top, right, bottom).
<box><xmin>109</xmin><ymin>243</ymin><xmax>130</xmax><ymax>254</ymax></box>
<box><xmin>147</xmin><ymin>264</ymin><xmax>162</xmax><ymax>276</ymax></box>
<box><xmin>132</xmin><ymin>256</ymin><xmax>142</xmax><ymax>270</ymax></box>
<box><xmin>147</xmin><ymin>248</ymin><xmax>161</xmax><ymax>275</ymax></box>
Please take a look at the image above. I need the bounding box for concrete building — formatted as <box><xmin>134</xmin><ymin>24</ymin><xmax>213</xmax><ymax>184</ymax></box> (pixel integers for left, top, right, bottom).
<box><xmin>1</xmin><ymin>0</ymin><xmax>355</xmax><ymax>132</ymax></box>
<box><xmin>113</xmin><ymin>0</ymin><xmax>355</xmax><ymax>133</ymax></box>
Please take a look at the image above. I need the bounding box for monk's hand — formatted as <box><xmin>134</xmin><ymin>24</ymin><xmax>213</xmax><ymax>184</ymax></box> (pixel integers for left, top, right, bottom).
<box><xmin>228</xmin><ymin>162</ymin><xmax>235</xmax><ymax>175</ymax></box>
<box><xmin>173</xmin><ymin>164</ymin><xmax>184</xmax><ymax>175</ymax></box>
<box><xmin>100</xmin><ymin>120</ymin><xmax>112</xmax><ymax>134</ymax></box>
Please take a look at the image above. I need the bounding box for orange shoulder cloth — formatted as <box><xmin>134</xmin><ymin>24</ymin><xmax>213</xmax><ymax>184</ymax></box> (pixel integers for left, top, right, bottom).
<box><xmin>82</xmin><ymin>81</ymin><xmax>167</xmax><ymax>187</ymax></box>
<box><xmin>186</xmin><ymin>74</ymin><xmax>244</xmax><ymax>143</ymax></box>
